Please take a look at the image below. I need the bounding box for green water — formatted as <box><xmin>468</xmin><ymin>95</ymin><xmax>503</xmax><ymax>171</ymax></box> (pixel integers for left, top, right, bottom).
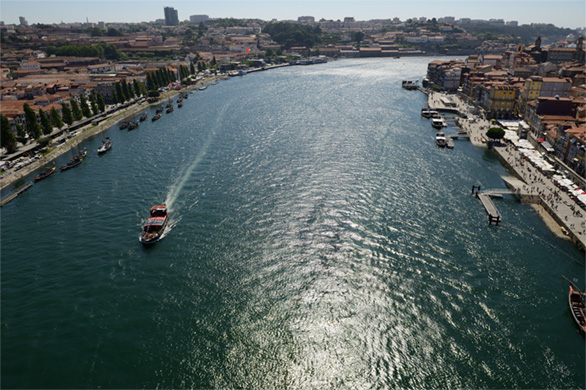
<box><xmin>2</xmin><ymin>58</ymin><xmax>584</xmax><ymax>389</ymax></box>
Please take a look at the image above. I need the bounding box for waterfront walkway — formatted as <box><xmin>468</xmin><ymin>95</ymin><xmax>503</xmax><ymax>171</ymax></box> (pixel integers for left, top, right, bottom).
<box><xmin>427</xmin><ymin>90</ymin><xmax>585</xmax><ymax>251</ymax></box>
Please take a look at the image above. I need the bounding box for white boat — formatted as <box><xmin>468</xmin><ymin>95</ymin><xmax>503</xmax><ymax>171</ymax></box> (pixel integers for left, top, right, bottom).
<box><xmin>435</xmin><ymin>132</ymin><xmax>447</xmax><ymax>147</ymax></box>
<box><xmin>431</xmin><ymin>117</ymin><xmax>447</xmax><ymax>129</ymax></box>
<box><xmin>97</xmin><ymin>138</ymin><xmax>112</xmax><ymax>154</ymax></box>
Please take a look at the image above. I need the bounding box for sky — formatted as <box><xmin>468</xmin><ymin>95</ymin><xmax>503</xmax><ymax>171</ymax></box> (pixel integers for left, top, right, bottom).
<box><xmin>1</xmin><ymin>0</ymin><xmax>585</xmax><ymax>29</ymax></box>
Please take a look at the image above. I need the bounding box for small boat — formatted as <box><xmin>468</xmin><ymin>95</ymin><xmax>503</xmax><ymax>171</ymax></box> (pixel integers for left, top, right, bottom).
<box><xmin>139</xmin><ymin>112</ymin><xmax>148</xmax><ymax>121</ymax></box>
<box><xmin>156</xmin><ymin>107</ymin><xmax>164</xmax><ymax>114</ymax></box>
<box><xmin>569</xmin><ymin>282</ymin><xmax>586</xmax><ymax>333</ymax></box>
<box><xmin>435</xmin><ymin>132</ymin><xmax>447</xmax><ymax>147</ymax></box>
<box><xmin>61</xmin><ymin>150</ymin><xmax>86</xmax><ymax>171</ymax></box>
<box><xmin>119</xmin><ymin>121</ymin><xmax>129</xmax><ymax>130</ymax></box>
<box><xmin>140</xmin><ymin>205</ymin><xmax>169</xmax><ymax>244</ymax></box>
<box><xmin>97</xmin><ymin>138</ymin><xmax>112</xmax><ymax>154</ymax></box>
<box><xmin>177</xmin><ymin>101</ymin><xmax>183</xmax><ymax>108</ymax></box>
<box><xmin>152</xmin><ymin>113</ymin><xmax>161</xmax><ymax>122</ymax></box>
<box><xmin>166</xmin><ymin>106</ymin><xmax>174</xmax><ymax>114</ymax></box>
<box><xmin>431</xmin><ymin>117</ymin><xmax>447</xmax><ymax>129</ymax></box>
<box><xmin>402</xmin><ymin>80</ymin><xmax>418</xmax><ymax>90</ymax></box>
<box><xmin>128</xmin><ymin>121</ymin><xmax>139</xmax><ymax>130</ymax></box>
<box><xmin>34</xmin><ymin>166</ymin><xmax>55</xmax><ymax>181</ymax></box>
<box><xmin>421</xmin><ymin>108</ymin><xmax>439</xmax><ymax>118</ymax></box>
<box><xmin>198</xmin><ymin>85</ymin><xmax>208</xmax><ymax>91</ymax></box>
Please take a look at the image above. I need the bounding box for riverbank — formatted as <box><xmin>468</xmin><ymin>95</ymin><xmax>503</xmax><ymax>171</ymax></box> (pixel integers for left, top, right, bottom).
<box><xmin>426</xmin><ymin>89</ymin><xmax>585</xmax><ymax>252</ymax></box>
<box><xmin>0</xmin><ymin>80</ymin><xmax>210</xmax><ymax>192</ymax></box>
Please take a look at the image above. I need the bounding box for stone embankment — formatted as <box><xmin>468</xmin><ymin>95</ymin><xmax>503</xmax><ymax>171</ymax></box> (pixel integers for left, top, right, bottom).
<box><xmin>426</xmin><ymin>90</ymin><xmax>585</xmax><ymax>252</ymax></box>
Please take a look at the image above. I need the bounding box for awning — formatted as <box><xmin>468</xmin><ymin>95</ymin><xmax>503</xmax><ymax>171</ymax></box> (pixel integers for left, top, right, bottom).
<box><xmin>536</xmin><ymin>138</ymin><xmax>545</xmax><ymax>143</ymax></box>
<box><xmin>541</xmin><ymin>141</ymin><xmax>554</xmax><ymax>152</ymax></box>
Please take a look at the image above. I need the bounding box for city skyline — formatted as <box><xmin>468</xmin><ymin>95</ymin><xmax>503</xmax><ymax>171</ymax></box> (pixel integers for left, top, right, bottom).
<box><xmin>1</xmin><ymin>0</ymin><xmax>585</xmax><ymax>29</ymax></box>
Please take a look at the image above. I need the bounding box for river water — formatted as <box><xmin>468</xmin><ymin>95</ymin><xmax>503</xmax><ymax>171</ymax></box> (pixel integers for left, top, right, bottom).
<box><xmin>2</xmin><ymin>58</ymin><xmax>584</xmax><ymax>389</ymax></box>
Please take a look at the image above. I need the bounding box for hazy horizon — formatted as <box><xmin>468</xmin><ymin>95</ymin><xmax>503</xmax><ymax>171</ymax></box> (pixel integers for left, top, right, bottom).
<box><xmin>1</xmin><ymin>0</ymin><xmax>585</xmax><ymax>30</ymax></box>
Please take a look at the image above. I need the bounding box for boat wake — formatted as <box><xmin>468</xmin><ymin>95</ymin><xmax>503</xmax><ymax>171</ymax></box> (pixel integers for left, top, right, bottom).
<box><xmin>159</xmin><ymin>216</ymin><xmax>181</xmax><ymax>240</ymax></box>
<box><xmin>165</xmin><ymin>129</ymin><xmax>214</xmax><ymax>211</ymax></box>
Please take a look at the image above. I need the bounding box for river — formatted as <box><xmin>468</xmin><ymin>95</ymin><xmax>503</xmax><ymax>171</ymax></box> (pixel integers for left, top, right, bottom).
<box><xmin>2</xmin><ymin>57</ymin><xmax>584</xmax><ymax>389</ymax></box>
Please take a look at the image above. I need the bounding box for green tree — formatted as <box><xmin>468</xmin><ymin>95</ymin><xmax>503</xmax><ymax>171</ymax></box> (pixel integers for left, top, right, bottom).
<box><xmin>61</xmin><ymin>102</ymin><xmax>74</xmax><ymax>125</ymax></box>
<box><xmin>39</xmin><ymin>109</ymin><xmax>53</xmax><ymax>135</ymax></box>
<box><xmin>70</xmin><ymin>99</ymin><xmax>82</xmax><ymax>121</ymax></box>
<box><xmin>1</xmin><ymin>115</ymin><xmax>17</xmax><ymax>153</ymax></box>
<box><xmin>79</xmin><ymin>94</ymin><xmax>92</xmax><ymax>118</ymax></box>
<box><xmin>353</xmin><ymin>31</ymin><xmax>365</xmax><ymax>47</ymax></box>
<box><xmin>111</xmin><ymin>88</ymin><xmax>118</xmax><ymax>105</ymax></box>
<box><xmin>23</xmin><ymin>103</ymin><xmax>41</xmax><ymax>139</ymax></box>
<box><xmin>486</xmin><ymin>127</ymin><xmax>505</xmax><ymax>141</ymax></box>
<box><xmin>115</xmin><ymin>82</ymin><xmax>124</xmax><ymax>103</ymax></box>
<box><xmin>50</xmin><ymin>107</ymin><xmax>64</xmax><ymax>129</ymax></box>
<box><xmin>88</xmin><ymin>94</ymin><xmax>99</xmax><ymax>114</ymax></box>
<box><xmin>96</xmin><ymin>92</ymin><xmax>106</xmax><ymax>112</ymax></box>
<box><xmin>133</xmin><ymin>80</ymin><xmax>141</xmax><ymax>97</ymax></box>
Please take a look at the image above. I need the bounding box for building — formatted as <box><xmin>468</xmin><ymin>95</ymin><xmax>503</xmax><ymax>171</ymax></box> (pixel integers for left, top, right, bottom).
<box><xmin>190</xmin><ymin>15</ymin><xmax>209</xmax><ymax>24</ymax></box>
<box><xmin>19</xmin><ymin>17</ymin><xmax>28</xmax><ymax>27</ymax></box>
<box><xmin>540</xmin><ymin>77</ymin><xmax>572</xmax><ymax>98</ymax></box>
<box><xmin>164</xmin><ymin>7</ymin><xmax>179</xmax><ymax>26</ymax></box>
<box><xmin>297</xmin><ymin>16</ymin><xmax>315</xmax><ymax>24</ymax></box>
<box><xmin>480</xmin><ymin>83</ymin><xmax>517</xmax><ymax>119</ymax></box>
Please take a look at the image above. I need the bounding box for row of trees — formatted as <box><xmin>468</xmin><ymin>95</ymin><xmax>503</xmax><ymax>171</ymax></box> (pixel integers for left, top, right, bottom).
<box><xmin>46</xmin><ymin>43</ymin><xmax>123</xmax><ymax>60</ymax></box>
<box><xmin>146</xmin><ymin>67</ymin><xmax>176</xmax><ymax>92</ymax></box>
<box><xmin>0</xmin><ymin>91</ymin><xmax>108</xmax><ymax>153</ymax></box>
<box><xmin>112</xmin><ymin>79</ymin><xmax>147</xmax><ymax>105</ymax></box>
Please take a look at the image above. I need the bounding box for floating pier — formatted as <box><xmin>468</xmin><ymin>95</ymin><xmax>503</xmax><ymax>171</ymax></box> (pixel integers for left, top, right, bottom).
<box><xmin>472</xmin><ymin>185</ymin><xmax>502</xmax><ymax>225</ymax></box>
<box><xmin>1</xmin><ymin>181</ymin><xmax>33</xmax><ymax>207</ymax></box>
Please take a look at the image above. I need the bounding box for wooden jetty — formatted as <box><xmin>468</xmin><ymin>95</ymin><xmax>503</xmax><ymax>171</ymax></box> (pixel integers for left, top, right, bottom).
<box><xmin>1</xmin><ymin>181</ymin><xmax>33</xmax><ymax>207</ymax></box>
<box><xmin>472</xmin><ymin>185</ymin><xmax>502</xmax><ymax>225</ymax></box>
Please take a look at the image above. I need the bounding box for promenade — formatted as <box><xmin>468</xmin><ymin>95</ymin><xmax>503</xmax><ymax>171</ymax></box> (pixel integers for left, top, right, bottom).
<box><xmin>0</xmin><ymin>78</ymin><xmax>215</xmax><ymax>192</ymax></box>
<box><xmin>427</xmin><ymin>90</ymin><xmax>586</xmax><ymax>252</ymax></box>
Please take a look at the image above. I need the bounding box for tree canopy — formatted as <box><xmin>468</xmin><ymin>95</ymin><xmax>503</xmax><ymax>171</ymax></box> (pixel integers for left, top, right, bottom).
<box><xmin>263</xmin><ymin>22</ymin><xmax>322</xmax><ymax>49</ymax></box>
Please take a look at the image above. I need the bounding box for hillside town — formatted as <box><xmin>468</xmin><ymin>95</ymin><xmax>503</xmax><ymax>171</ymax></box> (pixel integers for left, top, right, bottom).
<box><xmin>1</xmin><ymin>10</ymin><xmax>584</xmax><ymax>185</ymax></box>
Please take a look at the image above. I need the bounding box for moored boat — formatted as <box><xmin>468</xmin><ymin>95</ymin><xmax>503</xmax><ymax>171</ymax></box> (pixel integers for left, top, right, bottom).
<box><xmin>119</xmin><ymin>121</ymin><xmax>129</xmax><ymax>130</ymax></box>
<box><xmin>421</xmin><ymin>108</ymin><xmax>439</xmax><ymax>118</ymax></box>
<box><xmin>97</xmin><ymin>138</ymin><xmax>112</xmax><ymax>154</ymax></box>
<box><xmin>166</xmin><ymin>106</ymin><xmax>174</xmax><ymax>114</ymax></box>
<box><xmin>34</xmin><ymin>166</ymin><xmax>55</xmax><ymax>181</ymax></box>
<box><xmin>140</xmin><ymin>205</ymin><xmax>169</xmax><ymax>244</ymax></box>
<box><xmin>431</xmin><ymin>117</ymin><xmax>447</xmax><ymax>129</ymax></box>
<box><xmin>569</xmin><ymin>282</ymin><xmax>586</xmax><ymax>333</ymax></box>
<box><xmin>61</xmin><ymin>150</ymin><xmax>86</xmax><ymax>170</ymax></box>
<box><xmin>128</xmin><ymin>121</ymin><xmax>139</xmax><ymax>130</ymax></box>
<box><xmin>435</xmin><ymin>132</ymin><xmax>447</xmax><ymax>147</ymax></box>
<box><xmin>152</xmin><ymin>113</ymin><xmax>161</xmax><ymax>122</ymax></box>
<box><xmin>139</xmin><ymin>112</ymin><xmax>148</xmax><ymax>121</ymax></box>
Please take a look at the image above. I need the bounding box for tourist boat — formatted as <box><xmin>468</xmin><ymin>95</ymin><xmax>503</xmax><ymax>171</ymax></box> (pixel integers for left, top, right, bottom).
<box><xmin>140</xmin><ymin>205</ymin><xmax>169</xmax><ymax>244</ymax></box>
<box><xmin>166</xmin><ymin>105</ymin><xmax>174</xmax><ymax>114</ymax></box>
<box><xmin>152</xmin><ymin>113</ymin><xmax>161</xmax><ymax>122</ymax></box>
<box><xmin>402</xmin><ymin>80</ymin><xmax>418</xmax><ymax>90</ymax></box>
<box><xmin>156</xmin><ymin>107</ymin><xmax>164</xmax><ymax>114</ymax></box>
<box><xmin>431</xmin><ymin>117</ymin><xmax>447</xmax><ymax>129</ymax></box>
<box><xmin>177</xmin><ymin>101</ymin><xmax>183</xmax><ymax>108</ymax></box>
<box><xmin>34</xmin><ymin>166</ymin><xmax>55</xmax><ymax>181</ymax></box>
<box><xmin>128</xmin><ymin>121</ymin><xmax>139</xmax><ymax>130</ymax></box>
<box><xmin>119</xmin><ymin>121</ymin><xmax>129</xmax><ymax>130</ymax></box>
<box><xmin>139</xmin><ymin>112</ymin><xmax>148</xmax><ymax>121</ymax></box>
<box><xmin>97</xmin><ymin>138</ymin><xmax>112</xmax><ymax>154</ymax></box>
<box><xmin>435</xmin><ymin>132</ymin><xmax>447</xmax><ymax>147</ymax></box>
<box><xmin>421</xmin><ymin>108</ymin><xmax>439</xmax><ymax>118</ymax></box>
<box><xmin>569</xmin><ymin>282</ymin><xmax>586</xmax><ymax>333</ymax></box>
<box><xmin>60</xmin><ymin>150</ymin><xmax>86</xmax><ymax>171</ymax></box>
